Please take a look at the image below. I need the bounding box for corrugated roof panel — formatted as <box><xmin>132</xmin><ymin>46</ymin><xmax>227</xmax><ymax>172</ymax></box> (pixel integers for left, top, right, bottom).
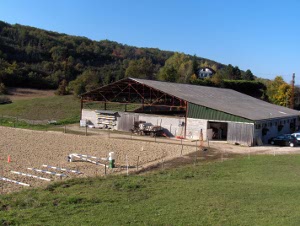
<box><xmin>188</xmin><ymin>103</ymin><xmax>253</xmax><ymax>123</ymax></box>
<box><xmin>130</xmin><ymin>78</ymin><xmax>300</xmax><ymax>121</ymax></box>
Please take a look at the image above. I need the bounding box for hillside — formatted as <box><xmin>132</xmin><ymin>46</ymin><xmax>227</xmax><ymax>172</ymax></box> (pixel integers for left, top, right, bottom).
<box><xmin>2</xmin><ymin>21</ymin><xmax>295</xmax><ymax>105</ymax></box>
<box><xmin>0</xmin><ymin>20</ymin><xmax>223</xmax><ymax>91</ymax></box>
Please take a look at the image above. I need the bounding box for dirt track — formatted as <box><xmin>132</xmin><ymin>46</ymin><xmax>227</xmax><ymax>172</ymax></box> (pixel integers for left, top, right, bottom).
<box><xmin>1</xmin><ymin>126</ymin><xmax>300</xmax><ymax>194</ymax></box>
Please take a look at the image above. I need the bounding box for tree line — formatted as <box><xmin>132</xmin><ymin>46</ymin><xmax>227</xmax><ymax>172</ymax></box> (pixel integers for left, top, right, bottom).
<box><xmin>0</xmin><ymin>20</ymin><xmax>296</xmax><ymax>108</ymax></box>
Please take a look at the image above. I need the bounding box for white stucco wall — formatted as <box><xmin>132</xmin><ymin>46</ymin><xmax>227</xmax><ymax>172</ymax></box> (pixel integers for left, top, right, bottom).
<box><xmin>81</xmin><ymin>109</ymin><xmax>98</xmax><ymax>127</ymax></box>
<box><xmin>186</xmin><ymin>118</ymin><xmax>208</xmax><ymax>140</ymax></box>
<box><xmin>81</xmin><ymin>109</ymin><xmax>209</xmax><ymax>139</ymax></box>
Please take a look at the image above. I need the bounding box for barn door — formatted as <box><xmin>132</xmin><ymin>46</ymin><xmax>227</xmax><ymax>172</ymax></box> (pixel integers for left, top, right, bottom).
<box><xmin>227</xmin><ymin>122</ymin><xmax>254</xmax><ymax>146</ymax></box>
<box><xmin>117</xmin><ymin>113</ymin><xmax>139</xmax><ymax>131</ymax></box>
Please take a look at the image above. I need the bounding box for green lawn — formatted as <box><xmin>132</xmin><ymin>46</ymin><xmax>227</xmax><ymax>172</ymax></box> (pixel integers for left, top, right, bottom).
<box><xmin>1</xmin><ymin>155</ymin><xmax>300</xmax><ymax>225</ymax></box>
<box><xmin>0</xmin><ymin>95</ymin><xmax>81</xmax><ymax>123</ymax></box>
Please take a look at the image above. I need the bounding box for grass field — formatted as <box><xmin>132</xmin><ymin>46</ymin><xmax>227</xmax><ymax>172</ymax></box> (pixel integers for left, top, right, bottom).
<box><xmin>0</xmin><ymin>95</ymin><xmax>81</xmax><ymax>123</ymax></box>
<box><xmin>1</xmin><ymin>155</ymin><xmax>300</xmax><ymax>225</ymax></box>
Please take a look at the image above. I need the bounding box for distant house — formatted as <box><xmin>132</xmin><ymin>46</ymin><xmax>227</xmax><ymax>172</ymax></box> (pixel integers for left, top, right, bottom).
<box><xmin>197</xmin><ymin>67</ymin><xmax>216</xmax><ymax>78</ymax></box>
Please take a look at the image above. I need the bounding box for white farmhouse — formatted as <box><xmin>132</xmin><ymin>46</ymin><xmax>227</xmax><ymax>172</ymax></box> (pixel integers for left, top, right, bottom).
<box><xmin>197</xmin><ymin>67</ymin><xmax>215</xmax><ymax>78</ymax></box>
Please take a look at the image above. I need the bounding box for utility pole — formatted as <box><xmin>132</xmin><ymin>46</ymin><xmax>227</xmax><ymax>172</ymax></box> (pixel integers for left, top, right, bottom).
<box><xmin>290</xmin><ymin>73</ymin><xmax>295</xmax><ymax>109</ymax></box>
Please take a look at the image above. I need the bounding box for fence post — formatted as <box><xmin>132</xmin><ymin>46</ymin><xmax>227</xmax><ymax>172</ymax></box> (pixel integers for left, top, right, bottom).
<box><xmin>136</xmin><ymin>156</ymin><xmax>139</xmax><ymax>171</ymax></box>
<box><xmin>85</xmin><ymin>125</ymin><xmax>87</xmax><ymax>136</ymax></box>
<box><xmin>126</xmin><ymin>155</ymin><xmax>129</xmax><ymax>176</ymax></box>
<box><xmin>64</xmin><ymin>125</ymin><xmax>66</xmax><ymax>133</ymax></box>
<box><xmin>180</xmin><ymin>139</ymin><xmax>183</xmax><ymax>156</ymax></box>
<box><xmin>207</xmin><ymin>135</ymin><xmax>210</xmax><ymax>147</ymax></box>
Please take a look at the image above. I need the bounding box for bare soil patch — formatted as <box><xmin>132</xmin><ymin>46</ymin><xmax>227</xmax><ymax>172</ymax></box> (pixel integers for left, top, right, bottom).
<box><xmin>1</xmin><ymin>126</ymin><xmax>300</xmax><ymax>194</ymax></box>
<box><xmin>7</xmin><ymin>88</ymin><xmax>55</xmax><ymax>100</ymax></box>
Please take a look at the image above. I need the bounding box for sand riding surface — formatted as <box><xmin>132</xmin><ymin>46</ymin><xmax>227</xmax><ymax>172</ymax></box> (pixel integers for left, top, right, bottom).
<box><xmin>1</xmin><ymin>126</ymin><xmax>300</xmax><ymax>194</ymax></box>
<box><xmin>0</xmin><ymin>127</ymin><xmax>197</xmax><ymax>194</ymax></box>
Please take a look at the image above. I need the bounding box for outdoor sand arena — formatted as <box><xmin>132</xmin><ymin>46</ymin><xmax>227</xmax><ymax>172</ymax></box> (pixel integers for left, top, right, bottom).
<box><xmin>0</xmin><ymin>127</ymin><xmax>199</xmax><ymax>194</ymax></box>
<box><xmin>1</xmin><ymin>126</ymin><xmax>300</xmax><ymax>194</ymax></box>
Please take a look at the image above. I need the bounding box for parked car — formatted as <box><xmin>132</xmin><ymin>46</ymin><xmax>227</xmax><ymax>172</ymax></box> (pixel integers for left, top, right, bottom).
<box><xmin>268</xmin><ymin>134</ymin><xmax>297</xmax><ymax>147</ymax></box>
<box><xmin>291</xmin><ymin>132</ymin><xmax>300</xmax><ymax>143</ymax></box>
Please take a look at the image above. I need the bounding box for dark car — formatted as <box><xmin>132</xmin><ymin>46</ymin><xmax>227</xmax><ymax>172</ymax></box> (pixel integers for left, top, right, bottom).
<box><xmin>268</xmin><ymin>134</ymin><xmax>297</xmax><ymax>147</ymax></box>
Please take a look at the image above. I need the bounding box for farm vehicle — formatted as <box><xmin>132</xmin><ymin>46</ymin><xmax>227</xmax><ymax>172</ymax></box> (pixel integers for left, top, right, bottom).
<box><xmin>131</xmin><ymin>121</ymin><xmax>164</xmax><ymax>137</ymax></box>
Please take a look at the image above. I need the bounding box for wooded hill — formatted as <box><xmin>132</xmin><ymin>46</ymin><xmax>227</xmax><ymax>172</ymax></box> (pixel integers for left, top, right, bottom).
<box><xmin>1</xmin><ymin>20</ymin><xmax>294</xmax><ymax>107</ymax></box>
<box><xmin>0</xmin><ymin>21</ymin><xmax>223</xmax><ymax>89</ymax></box>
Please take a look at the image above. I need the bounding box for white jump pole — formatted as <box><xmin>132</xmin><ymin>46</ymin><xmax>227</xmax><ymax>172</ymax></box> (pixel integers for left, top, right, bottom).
<box><xmin>42</xmin><ymin>165</ymin><xmax>82</xmax><ymax>174</ymax></box>
<box><xmin>11</xmin><ymin>171</ymin><xmax>51</xmax><ymax>181</ymax></box>
<box><xmin>80</xmin><ymin>156</ymin><xmax>108</xmax><ymax>167</ymax></box>
<box><xmin>74</xmin><ymin>154</ymin><xmax>107</xmax><ymax>161</ymax></box>
<box><xmin>27</xmin><ymin>168</ymin><xmax>67</xmax><ymax>177</ymax></box>
<box><xmin>0</xmin><ymin>177</ymin><xmax>30</xmax><ymax>187</ymax></box>
<box><xmin>68</xmin><ymin>153</ymin><xmax>107</xmax><ymax>161</ymax></box>
<box><xmin>68</xmin><ymin>154</ymin><xmax>109</xmax><ymax>167</ymax></box>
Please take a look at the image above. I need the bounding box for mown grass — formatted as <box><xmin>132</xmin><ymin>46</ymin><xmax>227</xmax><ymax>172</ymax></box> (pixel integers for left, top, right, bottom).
<box><xmin>1</xmin><ymin>155</ymin><xmax>300</xmax><ymax>225</ymax></box>
<box><xmin>0</xmin><ymin>95</ymin><xmax>80</xmax><ymax>121</ymax></box>
<box><xmin>0</xmin><ymin>95</ymin><xmax>81</xmax><ymax>130</ymax></box>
